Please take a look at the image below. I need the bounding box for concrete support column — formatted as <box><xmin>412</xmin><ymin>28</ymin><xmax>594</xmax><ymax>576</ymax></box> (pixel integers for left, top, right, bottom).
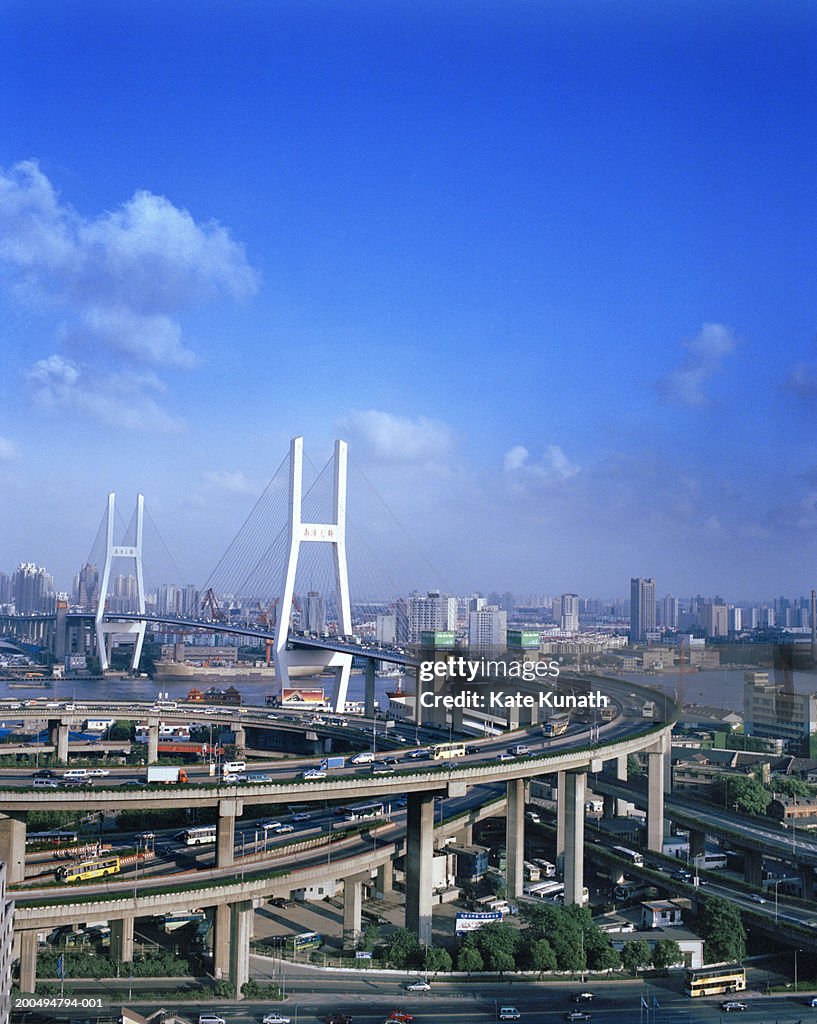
<box><xmin>19</xmin><ymin>930</ymin><xmax>37</xmax><ymax>993</ymax></box>
<box><xmin>800</xmin><ymin>867</ymin><xmax>815</xmax><ymax>901</ymax></box>
<box><xmin>455</xmin><ymin>823</ymin><xmax>473</xmax><ymax>845</ymax></box>
<box><xmin>506</xmin><ymin>778</ymin><xmax>525</xmax><ymax>900</ymax></box>
<box><xmin>48</xmin><ymin>719</ymin><xmax>69</xmax><ymax>762</ymax></box>
<box><xmin>364</xmin><ymin>660</ymin><xmax>376</xmax><ymax>719</ymax></box>
<box><xmin>213</xmin><ymin>903</ymin><xmax>231</xmax><ymax>979</ymax></box>
<box><xmin>688</xmin><ymin>829</ymin><xmax>706</xmax><ymax>862</ymax></box>
<box><xmin>217</xmin><ymin>798</ymin><xmax>243</xmax><ymax>868</ymax></box>
<box><xmin>564</xmin><ymin>770</ymin><xmax>586</xmax><ymax>906</ymax></box>
<box><xmin>110</xmin><ymin>915</ymin><xmax>134</xmax><ymax>962</ymax></box>
<box><xmin>616</xmin><ymin>754</ymin><xmax>629</xmax><ymax>816</ymax></box>
<box><xmin>647</xmin><ymin>751</ymin><xmax>665</xmax><ymax>853</ymax></box>
<box><xmin>147</xmin><ymin>718</ymin><xmax>159</xmax><ymax>765</ymax></box>
<box><xmin>232</xmin><ymin>725</ymin><xmax>246</xmax><ymax>753</ymax></box>
<box><xmin>343</xmin><ymin>872</ymin><xmax>368</xmax><ymax>948</ymax></box>
<box><xmin>556</xmin><ymin>771</ymin><xmax>566</xmax><ymax>877</ymax></box>
<box><xmin>405</xmin><ymin>791</ymin><xmax>435</xmax><ymax>944</ymax></box>
<box><xmin>0</xmin><ymin>811</ymin><xmax>26</xmax><ymax>882</ymax></box>
<box><xmin>602</xmin><ymin>793</ymin><xmax>616</xmax><ymax>820</ymax></box>
<box><xmin>743</xmin><ymin>848</ymin><xmax>763</xmax><ymax>887</ymax></box>
<box><xmin>375</xmin><ymin>859</ymin><xmax>393</xmax><ymax>899</ymax></box>
<box><xmin>230</xmin><ymin>900</ymin><xmax>253</xmax><ymax>998</ymax></box>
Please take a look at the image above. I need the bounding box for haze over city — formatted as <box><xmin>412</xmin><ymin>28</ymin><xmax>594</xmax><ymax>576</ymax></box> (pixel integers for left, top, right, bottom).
<box><xmin>1</xmin><ymin>3</ymin><xmax>815</xmax><ymax>597</ymax></box>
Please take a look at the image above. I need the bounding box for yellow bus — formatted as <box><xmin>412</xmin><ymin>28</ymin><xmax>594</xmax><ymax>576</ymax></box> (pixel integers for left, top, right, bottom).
<box><xmin>542</xmin><ymin>714</ymin><xmax>569</xmax><ymax>737</ymax></box>
<box><xmin>432</xmin><ymin>741</ymin><xmax>466</xmax><ymax>760</ymax></box>
<box><xmin>684</xmin><ymin>964</ymin><xmax>746</xmax><ymax>998</ymax></box>
<box><xmin>55</xmin><ymin>856</ymin><xmax>121</xmax><ymax>883</ymax></box>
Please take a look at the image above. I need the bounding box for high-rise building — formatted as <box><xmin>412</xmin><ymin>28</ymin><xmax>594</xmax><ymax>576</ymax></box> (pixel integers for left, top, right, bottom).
<box><xmin>157</xmin><ymin>584</ymin><xmax>180</xmax><ymax>616</ymax></box>
<box><xmin>409</xmin><ymin>590</ymin><xmax>456</xmax><ymax>642</ymax></box>
<box><xmin>630</xmin><ymin>577</ymin><xmax>656</xmax><ymax>643</ymax></box>
<box><xmin>376</xmin><ymin>614</ymin><xmax>397</xmax><ymax>644</ymax></box>
<box><xmin>73</xmin><ymin>563</ymin><xmax>99</xmax><ymax>610</ymax></box>
<box><xmin>728</xmin><ymin>606</ymin><xmax>742</xmax><ymax>633</ymax></box>
<box><xmin>659</xmin><ymin>594</ymin><xmax>678</xmax><ymax>629</ymax></box>
<box><xmin>468</xmin><ymin>605</ymin><xmax>507</xmax><ymax>652</ymax></box>
<box><xmin>560</xmin><ymin>593</ymin><xmax>579</xmax><ymax>632</ymax></box>
<box><xmin>700</xmin><ymin>603</ymin><xmax>728</xmax><ymax>638</ymax></box>
<box><xmin>744</xmin><ymin>671</ymin><xmax>817</xmax><ymax>752</ymax></box>
<box><xmin>303</xmin><ymin>591</ymin><xmax>326</xmax><ymax>634</ymax></box>
<box><xmin>13</xmin><ymin>563</ymin><xmax>52</xmax><ymax>614</ymax></box>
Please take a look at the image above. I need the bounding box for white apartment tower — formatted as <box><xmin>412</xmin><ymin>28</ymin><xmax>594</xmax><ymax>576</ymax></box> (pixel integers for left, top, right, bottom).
<box><xmin>630</xmin><ymin>577</ymin><xmax>656</xmax><ymax>643</ymax></box>
<box><xmin>468</xmin><ymin>605</ymin><xmax>507</xmax><ymax>652</ymax></box>
<box><xmin>560</xmin><ymin>593</ymin><xmax>579</xmax><ymax>632</ymax></box>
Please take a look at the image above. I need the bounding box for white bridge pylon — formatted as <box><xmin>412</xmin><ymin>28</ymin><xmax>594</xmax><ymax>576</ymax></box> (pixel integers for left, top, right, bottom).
<box><xmin>95</xmin><ymin>492</ymin><xmax>146</xmax><ymax>673</ymax></box>
<box><xmin>274</xmin><ymin>437</ymin><xmax>353</xmax><ymax>713</ymax></box>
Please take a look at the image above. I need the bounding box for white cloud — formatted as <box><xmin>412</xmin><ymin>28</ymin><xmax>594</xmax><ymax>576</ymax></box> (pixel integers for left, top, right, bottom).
<box><xmin>0</xmin><ymin>159</ymin><xmax>258</xmax><ymax>428</ymax></box>
<box><xmin>340</xmin><ymin>409</ymin><xmax>455</xmax><ymax>463</ymax></box>
<box><xmin>656</xmin><ymin>322</ymin><xmax>736</xmax><ymax>407</ymax></box>
<box><xmin>0</xmin><ymin>437</ymin><xmax>20</xmax><ymax>461</ymax></box>
<box><xmin>201</xmin><ymin>470</ymin><xmax>261</xmax><ymax>495</ymax></box>
<box><xmin>27</xmin><ymin>354</ymin><xmax>185</xmax><ymax>434</ymax></box>
<box><xmin>503</xmin><ymin>443</ymin><xmax>579</xmax><ymax>480</ymax></box>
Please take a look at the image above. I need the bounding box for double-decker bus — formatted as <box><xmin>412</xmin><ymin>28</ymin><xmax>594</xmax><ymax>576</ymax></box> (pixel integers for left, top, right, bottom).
<box><xmin>612</xmin><ymin>845</ymin><xmax>644</xmax><ymax>866</ymax></box>
<box><xmin>175</xmin><ymin>825</ymin><xmax>217</xmax><ymax>846</ymax></box>
<box><xmin>542</xmin><ymin>714</ymin><xmax>570</xmax><ymax>737</ymax></box>
<box><xmin>684</xmin><ymin>964</ymin><xmax>746</xmax><ymax>998</ymax></box>
<box><xmin>431</xmin><ymin>741</ymin><xmax>466</xmax><ymax>760</ymax></box>
<box><xmin>55</xmin><ymin>856</ymin><xmax>120</xmax><ymax>883</ymax></box>
<box><xmin>285</xmin><ymin>931</ymin><xmax>323</xmax><ymax>951</ymax></box>
<box><xmin>344</xmin><ymin>802</ymin><xmax>386</xmax><ymax>821</ymax></box>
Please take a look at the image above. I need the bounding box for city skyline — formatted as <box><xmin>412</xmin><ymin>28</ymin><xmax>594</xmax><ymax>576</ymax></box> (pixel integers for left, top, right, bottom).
<box><xmin>2</xmin><ymin>3</ymin><xmax>816</xmax><ymax>594</ymax></box>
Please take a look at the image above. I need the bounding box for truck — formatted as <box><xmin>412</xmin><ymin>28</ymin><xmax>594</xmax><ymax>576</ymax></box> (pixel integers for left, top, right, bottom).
<box><xmin>320</xmin><ymin>756</ymin><xmax>346</xmax><ymax>770</ymax></box>
<box><xmin>146</xmin><ymin>765</ymin><xmax>188</xmax><ymax>785</ymax></box>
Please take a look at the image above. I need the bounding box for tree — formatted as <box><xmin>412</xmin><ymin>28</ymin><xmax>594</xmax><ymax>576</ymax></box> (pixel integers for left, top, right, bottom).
<box><xmin>359</xmin><ymin>924</ymin><xmax>380</xmax><ymax>952</ymax></box>
<box><xmin>627</xmin><ymin>754</ymin><xmax>644</xmax><ymax>778</ymax></box>
<box><xmin>584</xmin><ymin>931</ymin><xmax>620</xmax><ymax>972</ymax></box>
<box><xmin>528</xmin><ymin>938</ymin><xmax>557</xmax><ymax>974</ymax></box>
<box><xmin>712</xmin><ymin>774</ymin><xmax>771</xmax><ymax>817</ymax></box>
<box><xmin>621</xmin><ymin>940</ymin><xmax>651</xmax><ymax>975</ymax></box>
<box><xmin>424</xmin><ymin>946</ymin><xmax>452</xmax><ymax>973</ymax></box>
<box><xmin>651</xmin><ymin>938</ymin><xmax>682</xmax><ymax>971</ymax></box>
<box><xmin>384</xmin><ymin>928</ymin><xmax>421</xmax><ymax>969</ymax></box>
<box><xmin>456</xmin><ymin>943</ymin><xmax>483</xmax><ymax>973</ymax></box>
<box><xmin>473</xmin><ymin>922</ymin><xmax>519</xmax><ymax>972</ymax></box>
<box><xmin>698</xmin><ymin>895</ymin><xmax>746</xmax><ymax>963</ymax></box>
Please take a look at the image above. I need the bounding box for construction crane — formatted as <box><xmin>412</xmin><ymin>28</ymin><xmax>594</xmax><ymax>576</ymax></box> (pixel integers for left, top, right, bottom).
<box><xmin>201</xmin><ymin>587</ymin><xmax>227</xmax><ymax>623</ymax></box>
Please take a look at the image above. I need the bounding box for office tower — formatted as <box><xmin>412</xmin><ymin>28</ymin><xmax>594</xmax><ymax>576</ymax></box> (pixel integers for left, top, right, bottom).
<box><xmin>468</xmin><ymin>605</ymin><xmax>507</xmax><ymax>652</ymax></box>
<box><xmin>560</xmin><ymin>593</ymin><xmax>579</xmax><ymax>632</ymax></box>
<box><xmin>728</xmin><ymin>606</ymin><xmax>742</xmax><ymax>633</ymax></box>
<box><xmin>467</xmin><ymin>594</ymin><xmax>486</xmax><ymax>613</ymax></box>
<box><xmin>659</xmin><ymin>594</ymin><xmax>678</xmax><ymax>629</ymax></box>
<box><xmin>13</xmin><ymin>563</ymin><xmax>52</xmax><ymax>614</ymax></box>
<box><xmin>157</xmin><ymin>584</ymin><xmax>180</xmax><ymax>616</ymax></box>
<box><xmin>700</xmin><ymin>603</ymin><xmax>728</xmax><ymax>638</ymax></box>
<box><xmin>409</xmin><ymin>590</ymin><xmax>457</xmax><ymax>641</ymax></box>
<box><xmin>303</xmin><ymin>591</ymin><xmax>327</xmax><ymax>634</ymax></box>
<box><xmin>630</xmin><ymin>577</ymin><xmax>656</xmax><ymax>643</ymax></box>
<box><xmin>73</xmin><ymin>562</ymin><xmax>99</xmax><ymax>610</ymax></box>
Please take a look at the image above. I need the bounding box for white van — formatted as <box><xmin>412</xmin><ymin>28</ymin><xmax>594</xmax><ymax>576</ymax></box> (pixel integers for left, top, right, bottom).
<box><xmin>198</xmin><ymin>1015</ymin><xmax>226</xmax><ymax>1024</ymax></box>
<box><xmin>499</xmin><ymin>1010</ymin><xmax>520</xmax><ymax>1021</ymax></box>
<box><xmin>511</xmin><ymin>744</ymin><xmax>531</xmax><ymax>756</ymax></box>
<box><xmin>62</xmin><ymin>769</ymin><xmax>90</xmax><ymax>780</ymax></box>
<box><xmin>33</xmin><ymin>778</ymin><xmax>58</xmax><ymax>788</ymax></box>
<box><xmin>351</xmin><ymin>751</ymin><xmax>375</xmax><ymax>764</ymax></box>
<box><xmin>222</xmin><ymin>761</ymin><xmax>245</xmax><ymax>774</ymax></box>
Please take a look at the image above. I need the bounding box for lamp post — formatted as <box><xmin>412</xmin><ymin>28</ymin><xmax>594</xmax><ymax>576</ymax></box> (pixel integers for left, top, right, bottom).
<box><xmin>795</xmin><ymin>946</ymin><xmax>799</xmax><ymax>992</ymax></box>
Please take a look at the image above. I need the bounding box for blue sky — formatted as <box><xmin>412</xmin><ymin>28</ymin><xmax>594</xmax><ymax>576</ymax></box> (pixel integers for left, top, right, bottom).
<box><xmin>1</xmin><ymin>1</ymin><xmax>815</xmax><ymax>599</ymax></box>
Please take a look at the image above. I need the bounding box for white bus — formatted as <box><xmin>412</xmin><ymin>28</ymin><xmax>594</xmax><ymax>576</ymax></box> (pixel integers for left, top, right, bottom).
<box><xmin>176</xmin><ymin>825</ymin><xmax>217</xmax><ymax>846</ymax></box>
<box><xmin>612</xmin><ymin>845</ymin><xmax>644</xmax><ymax>866</ymax></box>
<box><xmin>532</xmin><ymin>858</ymin><xmax>557</xmax><ymax>878</ymax></box>
<box><xmin>693</xmin><ymin>852</ymin><xmax>727</xmax><ymax>870</ymax></box>
<box><xmin>344</xmin><ymin>802</ymin><xmax>386</xmax><ymax>821</ymax></box>
<box><xmin>432</xmin><ymin>742</ymin><xmax>466</xmax><ymax>760</ymax></box>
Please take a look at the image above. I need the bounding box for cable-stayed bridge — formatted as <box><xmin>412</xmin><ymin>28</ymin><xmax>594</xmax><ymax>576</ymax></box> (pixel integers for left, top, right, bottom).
<box><xmin>0</xmin><ymin>437</ymin><xmax>431</xmax><ymax>712</ymax></box>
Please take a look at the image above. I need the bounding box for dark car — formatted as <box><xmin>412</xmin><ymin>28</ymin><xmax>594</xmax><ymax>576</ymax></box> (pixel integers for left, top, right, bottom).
<box><xmin>325</xmin><ymin>1015</ymin><xmax>352</xmax><ymax>1024</ymax></box>
<box><xmin>465</xmin><ymin>745</ymin><xmax>480</xmax><ymax>754</ymax></box>
<box><xmin>382</xmin><ymin>756</ymin><xmax>399</xmax><ymax>765</ymax></box>
<box><xmin>33</xmin><ymin>769</ymin><xmax>56</xmax><ymax>779</ymax></box>
<box><xmin>61</xmin><ymin>777</ymin><xmax>91</xmax><ymax>787</ymax></box>
<box><xmin>269</xmin><ymin>897</ymin><xmax>292</xmax><ymax>908</ymax></box>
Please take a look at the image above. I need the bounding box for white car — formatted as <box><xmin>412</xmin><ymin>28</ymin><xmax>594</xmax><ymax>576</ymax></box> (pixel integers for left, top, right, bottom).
<box><xmin>405</xmin><ymin>980</ymin><xmax>431</xmax><ymax>991</ymax></box>
<box><xmin>748</xmin><ymin>894</ymin><xmax>766</xmax><ymax>904</ymax></box>
<box><xmin>88</xmin><ymin>768</ymin><xmax>110</xmax><ymax>777</ymax></box>
<box><xmin>291</xmin><ymin>812</ymin><xmax>311</xmax><ymax>822</ymax></box>
<box><xmin>275</xmin><ymin>824</ymin><xmax>295</xmax><ymax>834</ymax></box>
<box><xmin>262</xmin><ymin>1014</ymin><xmax>291</xmax><ymax>1024</ymax></box>
<box><xmin>302</xmin><ymin>769</ymin><xmax>326</xmax><ymax>780</ymax></box>
<box><xmin>720</xmin><ymin>1001</ymin><xmax>748</xmax><ymax>1012</ymax></box>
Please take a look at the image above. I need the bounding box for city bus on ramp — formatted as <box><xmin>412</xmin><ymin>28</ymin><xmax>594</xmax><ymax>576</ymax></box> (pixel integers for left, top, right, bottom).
<box><xmin>344</xmin><ymin>802</ymin><xmax>386</xmax><ymax>821</ymax></box>
<box><xmin>612</xmin><ymin>846</ymin><xmax>644</xmax><ymax>866</ymax></box>
<box><xmin>432</xmin><ymin>742</ymin><xmax>466</xmax><ymax>760</ymax></box>
<box><xmin>175</xmin><ymin>825</ymin><xmax>217</xmax><ymax>846</ymax></box>
<box><xmin>285</xmin><ymin>931</ymin><xmax>323</xmax><ymax>951</ymax></box>
<box><xmin>542</xmin><ymin>714</ymin><xmax>569</xmax><ymax>738</ymax></box>
<box><xmin>684</xmin><ymin>964</ymin><xmax>746</xmax><ymax>998</ymax></box>
<box><xmin>55</xmin><ymin>856</ymin><xmax>120</xmax><ymax>883</ymax></box>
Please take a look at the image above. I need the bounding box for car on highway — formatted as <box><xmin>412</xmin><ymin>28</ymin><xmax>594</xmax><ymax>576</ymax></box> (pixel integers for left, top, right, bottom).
<box><xmin>325</xmin><ymin>1015</ymin><xmax>352</xmax><ymax>1024</ymax></box>
<box><xmin>382</xmin><ymin>756</ymin><xmax>399</xmax><ymax>765</ymax></box>
<box><xmin>261</xmin><ymin>821</ymin><xmax>282</xmax><ymax>831</ymax></box>
<box><xmin>302</xmin><ymin>769</ymin><xmax>327</xmax><ymax>780</ymax></box>
<box><xmin>370</xmin><ymin>764</ymin><xmax>395</xmax><ymax>774</ymax></box>
<box><xmin>405</xmin><ymin>980</ymin><xmax>431</xmax><ymax>991</ymax></box>
<box><xmin>32</xmin><ymin>769</ymin><xmax>56</xmax><ymax>779</ymax></box>
<box><xmin>291</xmin><ymin>812</ymin><xmax>311</xmax><ymax>822</ymax></box>
<box><xmin>408</xmin><ymin>748</ymin><xmax>430</xmax><ymax>759</ymax></box>
<box><xmin>748</xmin><ymin>894</ymin><xmax>766</xmax><ymax>904</ymax></box>
<box><xmin>499</xmin><ymin>1010</ymin><xmax>521</xmax><ymax>1021</ymax></box>
<box><xmin>198</xmin><ymin>1015</ymin><xmax>226</xmax><ymax>1024</ymax></box>
<box><xmin>571</xmin><ymin>993</ymin><xmax>593</xmax><ymax>1003</ymax></box>
<box><xmin>809</xmin><ymin>996</ymin><xmax>817</xmax><ymax>1007</ymax></box>
<box><xmin>720</xmin><ymin>1001</ymin><xmax>748</xmax><ymax>1011</ymax></box>
<box><xmin>275</xmin><ymin>824</ymin><xmax>295</xmax><ymax>834</ymax></box>
<box><xmin>135</xmin><ymin>831</ymin><xmax>155</xmax><ymax>841</ymax></box>
<box><xmin>262</xmin><ymin>1014</ymin><xmax>291</xmax><ymax>1024</ymax></box>
<box><xmin>386</xmin><ymin>1013</ymin><xmax>414</xmax><ymax>1022</ymax></box>
<box><xmin>565</xmin><ymin>1014</ymin><xmax>591</xmax><ymax>1022</ymax></box>
<box><xmin>88</xmin><ymin>768</ymin><xmax>110</xmax><ymax>776</ymax></box>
